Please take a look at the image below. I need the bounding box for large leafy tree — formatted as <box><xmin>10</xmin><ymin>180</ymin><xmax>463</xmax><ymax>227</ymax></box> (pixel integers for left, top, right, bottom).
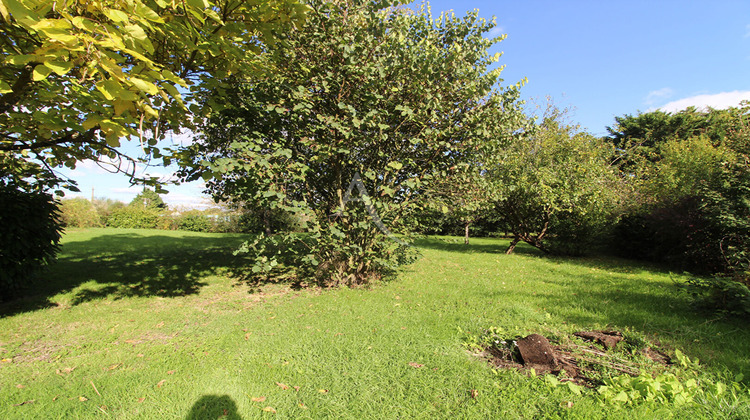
<box><xmin>0</xmin><ymin>0</ymin><xmax>308</xmax><ymax>193</ymax></box>
<box><xmin>492</xmin><ymin>107</ymin><xmax>620</xmax><ymax>255</ymax></box>
<box><xmin>181</xmin><ymin>0</ymin><xmax>524</xmax><ymax>285</ymax></box>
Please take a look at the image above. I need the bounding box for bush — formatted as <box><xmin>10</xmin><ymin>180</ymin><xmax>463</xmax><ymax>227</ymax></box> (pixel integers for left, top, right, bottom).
<box><xmin>177</xmin><ymin>214</ymin><xmax>212</xmax><ymax>232</ymax></box>
<box><xmin>0</xmin><ymin>186</ymin><xmax>63</xmax><ymax>300</ymax></box>
<box><xmin>106</xmin><ymin>206</ymin><xmax>163</xmax><ymax>229</ymax></box>
<box><xmin>60</xmin><ymin>198</ymin><xmax>102</xmax><ymax>228</ymax></box>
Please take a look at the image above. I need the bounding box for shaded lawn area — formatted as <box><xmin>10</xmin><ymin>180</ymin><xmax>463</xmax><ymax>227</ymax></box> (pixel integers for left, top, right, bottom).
<box><xmin>0</xmin><ymin>229</ymin><xmax>748</xmax><ymax>419</ymax></box>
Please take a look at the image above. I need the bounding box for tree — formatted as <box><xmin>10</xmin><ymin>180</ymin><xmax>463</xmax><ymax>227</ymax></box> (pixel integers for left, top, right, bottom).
<box><xmin>180</xmin><ymin>0</ymin><xmax>524</xmax><ymax>285</ymax></box>
<box><xmin>130</xmin><ymin>188</ymin><xmax>166</xmax><ymax>209</ymax></box>
<box><xmin>426</xmin><ymin>163</ymin><xmax>493</xmax><ymax>245</ymax></box>
<box><xmin>0</xmin><ymin>0</ymin><xmax>309</xmax><ymax>193</ymax></box>
<box><xmin>491</xmin><ymin>106</ymin><xmax>619</xmax><ymax>255</ymax></box>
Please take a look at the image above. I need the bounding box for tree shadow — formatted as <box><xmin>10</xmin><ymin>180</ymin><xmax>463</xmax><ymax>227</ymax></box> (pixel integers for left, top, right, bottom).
<box><xmin>412</xmin><ymin>236</ymin><xmax>544</xmax><ymax>256</ymax></box>
<box><xmin>0</xmin><ymin>231</ymin><xmax>256</xmax><ymax>317</ymax></box>
<box><xmin>185</xmin><ymin>394</ymin><xmax>242</xmax><ymax>420</ymax></box>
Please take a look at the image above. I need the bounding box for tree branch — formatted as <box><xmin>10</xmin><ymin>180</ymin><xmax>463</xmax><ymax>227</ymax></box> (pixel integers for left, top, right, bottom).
<box><xmin>0</xmin><ymin>127</ymin><xmax>100</xmax><ymax>152</ymax></box>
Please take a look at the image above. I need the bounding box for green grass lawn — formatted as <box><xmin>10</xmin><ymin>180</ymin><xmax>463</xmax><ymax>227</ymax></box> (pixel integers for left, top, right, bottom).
<box><xmin>1</xmin><ymin>228</ymin><xmax>748</xmax><ymax>419</ymax></box>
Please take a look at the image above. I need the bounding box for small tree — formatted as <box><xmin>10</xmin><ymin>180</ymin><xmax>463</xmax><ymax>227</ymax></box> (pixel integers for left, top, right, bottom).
<box><xmin>491</xmin><ymin>107</ymin><xmax>619</xmax><ymax>255</ymax></box>
<box><xmin>130</xmin><ymin>189</ymin><xmax>166</xmax><ymax>210</ymax></box>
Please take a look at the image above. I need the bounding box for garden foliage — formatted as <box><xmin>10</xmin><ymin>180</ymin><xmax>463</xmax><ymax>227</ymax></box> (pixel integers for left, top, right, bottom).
<box><xmin>180</xmin><ymin>0</ymin><xmax>525</xmax><ymax>286</ymax></box>
<box><xmin>0</xmin><ymin>185</ymin><xmax>62</xmax><ymax>300</ymax></box>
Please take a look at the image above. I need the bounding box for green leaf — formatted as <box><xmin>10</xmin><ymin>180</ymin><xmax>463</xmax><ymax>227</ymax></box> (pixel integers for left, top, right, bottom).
<box><xmin>6</xmin><ymin>54</ymin><xmax>37</xmax><ymax>65</ymax></box>
<box><xmin>387</xmin><ymin>161</ymin><xmax>403</xmax><ymax>171</ymax></box>
<box><xmin>130</xmin><ymin>77</ymin><xmax>159</xmax><ymax>95</ymax></box>
<box><xmin>0</xmin><ymin>80</ymin><xmax>12</xmax><ymax>93</ymax></box>
<box><xmin>44</xmin><ymin>61</ymin><xmax>73</xmax><ymax>76</ymax></box>
<box><xmin>32</xmin><ymin>64</ymin><xmax>52</xmax><ymax>81</ymax></box>
<box><xmin>104</xmin><ymin>9</ymin><xmax>129</xmax><ymax>23</ymax></box>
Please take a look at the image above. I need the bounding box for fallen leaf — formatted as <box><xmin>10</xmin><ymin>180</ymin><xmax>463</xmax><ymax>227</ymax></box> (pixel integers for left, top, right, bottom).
<box><xmin>262</xmin><ymin>406</ymin><xmax>276</xmax><ymax>413</ymax></box>
<box><xmin>566</xmin><ymin>401</ymin><xmax>574</xmax><ymax>408</ymax></box>
<box><xmin>52</xmin><ymin>396</ymin><xmax>58</xmax><ymax>401</ymax></box>
<box><xmin>251</xmin><ymin>396</ymin><xmax>267</xmax><ymax>402</ymax></box>
<box><xmin>137</xmin><ymin>354</ymin><xmax>144</xmax><ymax>358</ymax></box>
<box><xmin>408</xmin><ymin>362</ymin><xmax>424</xmax><ymax>368</ymax></box>
<box><xmin>276</xmin><ymin>382</ymin><xmax>289</xmax><ymax>390</ymax></box>
<box><xmin>137</xmin><ymin>398</ymin><xmax>146</xmax><ymax>403</ymax></box>
<box><xmin>13</xmin><ymin>400</ymin><xmax>35</xmax><ymax>406</ymax></box>
<box><xmin>1</xmin><ymin>358</ymin><xmax>12</xmax><ymax>363</ymax></box>
<box><xmin>401</xmin><ymin>327</ymin><xmax>407</xmax><ymax>330</ymax></box>
<box><xmin>298</xmin><ymin>402</ymin><xmax>308</xmax><ymax>409</ymax></box>
<box><xmin>156</xmin><ymin>321</ymin><xmax>164</xmax><ymax>328</ymax></box>
<box><xmin>79</xmin><ymin>396</ymin><xmax>88</xmax><ymax>402</ymax></box>
<box><xmin>222</xmin><ymin>408</ymin><xmax>228</xmax><ymax>416</ymax></box>
<box><xmin>167</xmin><ymin>370</ymin><xmax>175</xmax><ymax>375</ymax></box>
<box><xmin>156</xmin><ymin>379</ymin><xmax>166</xmax><ymax>388</ymax></box>
<box><xmin>16</xmin><ymin>384</ymin><xmax>25</xmax><ymax>389</ymax></box>
<box><xmin>469</xmin><ymin>389</ymin><xmax>478</xmax><ymax>399</ymax></box>
<box><xmin>394</xmin><ymin>295</ymin><xmax>401</xmax><ymax>300</ymax></box>
<box><xmin>108</xmin><ymin>363</ymin><xmax>121</xmax><ymax>371</ymax></box>
<box><xmin>244</xmin><ymin>333</ymin><xmax>252</xmax><ymax>340</ymax></box>
<box><xmin>293</xmin><ymin>386</ymin><xmax>300</xmax><ymax>392</ymax></box>
<box><xmin>318</xmin><ymin>389</ymin><xmax>328</xmax><ymax>394</ymax></box>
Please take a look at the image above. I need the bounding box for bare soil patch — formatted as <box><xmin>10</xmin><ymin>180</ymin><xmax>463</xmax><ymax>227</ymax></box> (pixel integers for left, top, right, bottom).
<box><xmin>480</xmin><ymin>330</ymin><xmax>672</xmax><ymax>387</ymax></box>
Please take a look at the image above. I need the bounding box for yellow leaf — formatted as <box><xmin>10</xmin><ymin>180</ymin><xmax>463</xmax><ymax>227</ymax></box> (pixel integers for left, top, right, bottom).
<box><xmin>79</xmin><ymin>396</ymin><xmax>88</xmax><ymax>402</ymax></box>
<box><xmin>317</xmin><ymin>389</ymin><xmax>328</xmax><ymax>394</ymax></box>
<box><xmin>156</xmin><ymin>379</ymin><xmax>166</xmax><ymax>388</ymax></box>
<box><xmin>262</xmin><ymin>406</ymin><xmax>276</xmax><ymax>413</ymax></box>
<box><xmin>298</xmin><ymin>402</ymin><xmax>308</xmax><ymax>409</ymax></box>
<box><xmin>0</xmin><ymin>358</ymin><xmax>12</xmax><ymax>363</ymax></box>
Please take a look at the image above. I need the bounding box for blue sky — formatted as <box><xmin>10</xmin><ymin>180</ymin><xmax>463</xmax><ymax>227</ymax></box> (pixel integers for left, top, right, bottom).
<box><xmin>60</xmin><ymin>0</ymin><xmax>750</xmax><ymax>207</ymax></box>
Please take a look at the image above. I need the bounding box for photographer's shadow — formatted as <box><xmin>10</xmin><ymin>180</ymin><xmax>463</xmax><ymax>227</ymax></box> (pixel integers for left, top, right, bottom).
<box><xmin>186</xmin><ymin>395</ymin><xmax>241</xmax><ymax>420</ymax></box>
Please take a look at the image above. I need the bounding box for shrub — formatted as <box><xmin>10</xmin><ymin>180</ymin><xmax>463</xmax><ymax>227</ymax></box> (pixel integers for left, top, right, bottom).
<box><xmin>60</xmin><ymin>198</ymin><xmax>102</xmax><ymax>228</ymax></box>
<box><xmin>106</xmin><ymin>206</ymin><xmax>163</xmax><ymax>229</ymax></box>
<box><xmin>0</xmin><ymin>186</ymin><xmax>63</xmax><ymax>300</ymax></box>
<box><xmin>177</xmin><ymin>214</ymin><xmax>212</xmax><ymax>232</ymax></box>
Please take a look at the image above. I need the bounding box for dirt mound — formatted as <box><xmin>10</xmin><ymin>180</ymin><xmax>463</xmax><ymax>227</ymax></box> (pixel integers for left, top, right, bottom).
<box><xmin>481</xmin><ymin>330</ymin><xmax>671</xmax><ymax>387</ymax></box>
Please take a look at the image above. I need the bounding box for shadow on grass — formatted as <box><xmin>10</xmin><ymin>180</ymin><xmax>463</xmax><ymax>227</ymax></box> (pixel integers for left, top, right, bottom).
<box><xmin>415</xmin><ymin>236</ymin><xmax>676</xmax><ymax>275</ymax></box>
<box><xmin>412</xmin><ymin>236</ymin><xmax>544</xmax><ymax>257</ymax></box>
<box><xmin>0</xmin><ymin>232</ymin><xmax>257</xmax><ymax>317</ymax></box>
<box><xmin>185</xmin><ymin>395</ymin><xmax>241</xmax><ymax>420</ymax></box>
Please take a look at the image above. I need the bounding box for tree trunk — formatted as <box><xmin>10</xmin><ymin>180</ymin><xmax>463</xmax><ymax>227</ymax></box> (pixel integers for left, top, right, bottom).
<box><xmin>263</xmin><ymin>208</ymin><xmax>272</xmax><ymax>235</ymax></box>
<box><xmin>464</xmin><ymin>221</ymin><xmax>470</xmax><ymax>245</ymax></box>
<box><xmin>505</xmin><ymin>236</ymin><xmax>520</xmax><ymax>254</ymax></box>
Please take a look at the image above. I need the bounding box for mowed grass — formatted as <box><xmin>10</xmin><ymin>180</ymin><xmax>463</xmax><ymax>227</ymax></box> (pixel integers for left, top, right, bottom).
<box><xmin>1</xmin><ymin>228</ymin><xmax>748</xmax><ymax>419</ymax></box>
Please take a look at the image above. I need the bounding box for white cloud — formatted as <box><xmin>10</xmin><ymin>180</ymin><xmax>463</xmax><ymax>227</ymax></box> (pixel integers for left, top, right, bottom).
<box><xmin>659</xmin><ymin>90</ymin><xmax>750</xmax><ymax>113</ymax></box>
<box><xmin>644</xmin><ymin>87</ymin><xmax>674</xmax><ymax>106</ymax></box>
<box><xmin>110</xmin><ymin>187</ymin><xmax>141</xmax><ymax>195</ymax></box>
<box><xmin>162</xmin><ymin>192</ymin><xmax>217</xmax><ymax>210</ymax></box>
